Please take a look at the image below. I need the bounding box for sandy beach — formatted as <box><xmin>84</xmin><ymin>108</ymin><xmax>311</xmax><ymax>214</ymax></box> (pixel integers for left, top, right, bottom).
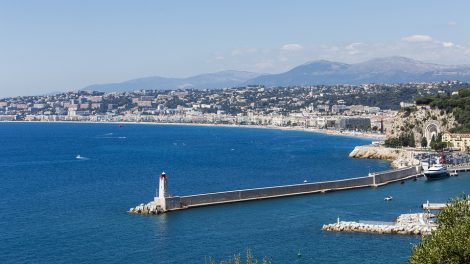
<box><xmin>2</xmin><ymin>120</ymin><xmax>385</xmax><ymax>140</ymax></box>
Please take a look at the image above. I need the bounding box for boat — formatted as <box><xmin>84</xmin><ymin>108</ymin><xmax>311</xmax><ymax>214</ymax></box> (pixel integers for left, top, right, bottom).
<box><xmin>424</xmin><ymin>153</ymin><xmax>450</xmax><ymax>180</ymax></box>
<box><xmin>76</xmin><ymin>155</ymin><xmax>82</xmax><ymax>159</ymax></box>
<box><xmin>384</xmin><ymin>196</ymin><xmax>393</xmax><ymax>201</ymax></box>
<box><xmin>424</xmin><ymin>164</ymin><xmax>450</xmax><ymax>180</ymax></box>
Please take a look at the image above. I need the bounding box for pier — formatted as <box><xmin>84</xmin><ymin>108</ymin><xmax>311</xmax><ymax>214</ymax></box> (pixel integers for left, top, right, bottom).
<box><xmin>322</xmin><ymin>213</ymin><xmax>437</xmax><ymax>236</ymax></box>
<box><xmin>422</xmin><ymin>202</ymin><xmax>447</xmax><ymax>210</ymax></box>
<box><xmin>130</xmin><ymin>166</ymin><xmax>422</xmax><ymax>214</ymax></box>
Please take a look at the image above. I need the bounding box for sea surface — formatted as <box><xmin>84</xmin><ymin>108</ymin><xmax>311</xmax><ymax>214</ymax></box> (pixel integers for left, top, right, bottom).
<box><xmin>0</xmin><ymin>122</ymin><xmax>468</xmax><ymax>263</ymax></box>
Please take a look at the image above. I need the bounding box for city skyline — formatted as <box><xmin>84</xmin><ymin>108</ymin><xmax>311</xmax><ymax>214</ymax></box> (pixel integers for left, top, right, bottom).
<box><xmin>2</xmin><ymin>0</ymin><xmax>470</xmax><ymax>97</ymax></box>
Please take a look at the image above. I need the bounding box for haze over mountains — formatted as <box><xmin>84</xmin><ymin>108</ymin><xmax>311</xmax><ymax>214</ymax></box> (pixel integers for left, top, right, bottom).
<box><xmin>83</xmin><ymin>57</ymin><xmax>470</xmax><ymax>92</ymax></box>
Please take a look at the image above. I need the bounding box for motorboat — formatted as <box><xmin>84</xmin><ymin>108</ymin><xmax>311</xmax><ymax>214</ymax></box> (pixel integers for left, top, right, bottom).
<box><xmin>424</xmin><ymin>164</ymin><xmax>450</xmax><ymax>180</ymax></box>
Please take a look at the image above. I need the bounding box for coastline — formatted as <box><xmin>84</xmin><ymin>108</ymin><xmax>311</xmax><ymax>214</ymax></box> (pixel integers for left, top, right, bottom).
<box><xmin>0</xmin><ymin>120</ymin><xmax>385</xmax><ymax>140</ymax></box>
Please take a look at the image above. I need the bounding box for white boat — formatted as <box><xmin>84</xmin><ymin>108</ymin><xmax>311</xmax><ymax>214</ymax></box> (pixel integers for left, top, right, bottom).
<box><xmin>384</xmin><ymin>196</ymin><xmax>393</xmax><ymax>201</ymax></box>
<box><xmin>424</xmin><ymin>164</ymin><xmax>449</xmax><ymax>180</ymax></box>
<box><xmin>76</xmin><ymin>155</ymin><xmax>87</xmax><ymax>160</ymax></box>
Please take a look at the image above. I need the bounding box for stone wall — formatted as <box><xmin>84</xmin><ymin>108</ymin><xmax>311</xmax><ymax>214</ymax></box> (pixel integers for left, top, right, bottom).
<box><xmin>131</xmin><ymin>166</ymin><xmax>421</xmax><ymax>213</ymax></box>
<box><xmin>374</xmin><ymin>166</ymin><xmax>420</xmax><ymax>185</ymax></box>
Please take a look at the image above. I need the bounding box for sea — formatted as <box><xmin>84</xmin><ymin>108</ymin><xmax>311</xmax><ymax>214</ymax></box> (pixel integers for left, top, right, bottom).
<box><xmin>0</xmin><ymin>122</ymin><xmax>468</xmax><ymax>263</ymax></box>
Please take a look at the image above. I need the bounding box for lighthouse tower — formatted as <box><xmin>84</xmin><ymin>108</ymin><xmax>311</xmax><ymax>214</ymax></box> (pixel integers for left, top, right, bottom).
<box><xmin>155</xmin><ymin>172</ymin><xmax>168</xmax><ymax>210</ymax></box>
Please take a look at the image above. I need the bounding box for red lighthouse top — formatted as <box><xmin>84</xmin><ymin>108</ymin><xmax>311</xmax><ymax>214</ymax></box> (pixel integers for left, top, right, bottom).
<box><xmin>160</xmin><ymin>172</ymin><xmax>167</xmax><ymax>179</ymax></box>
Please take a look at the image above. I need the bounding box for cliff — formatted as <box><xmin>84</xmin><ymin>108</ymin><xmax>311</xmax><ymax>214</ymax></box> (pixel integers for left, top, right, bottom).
<box><xmin>386</xmin><ymin>105</ymin><xmax>456</xmax><ymax>145</ymax></box>
<box><xmin>349</xmin><ymin>145</ymin><xmax>419</xmax><ymax>168</ymax></box>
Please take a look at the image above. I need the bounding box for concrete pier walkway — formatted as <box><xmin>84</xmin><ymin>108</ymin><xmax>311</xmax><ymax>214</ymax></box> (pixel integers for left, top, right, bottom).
<box><xmin>130</xmin><ymin>166</ymin><xmax>422</xmax><ymax>214</ymax></box>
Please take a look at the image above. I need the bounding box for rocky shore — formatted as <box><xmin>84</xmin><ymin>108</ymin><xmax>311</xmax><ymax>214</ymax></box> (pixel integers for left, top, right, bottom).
<box><xmin>129</xmin><ymin>201</ymin><xmax>163</xmax><ymax>215</ymax></box>
<box><xmin>322</xmin><ymin>213</ymin><xmax>436</xmax><ymax>236</ymax></box>
<box><xmin>349</xmin><ymin>145</ymin><xmax>419</xmax><ymax>168</ymax></box>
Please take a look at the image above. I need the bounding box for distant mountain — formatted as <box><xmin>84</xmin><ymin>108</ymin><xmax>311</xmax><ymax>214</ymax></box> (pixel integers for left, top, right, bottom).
<box><xmin>83</xmin><ymin>70</ymin><xmax>261</xmax><ymax>92</ymax></box>
<box><xmin>83</xmin><ymin>57</ymin><xmax>470</xmax><ymax>92</ymax></box>
<box><xmin>246</xmin><ymin>57</ymin><xmax>470</xmax><ymax>86</ymax></box>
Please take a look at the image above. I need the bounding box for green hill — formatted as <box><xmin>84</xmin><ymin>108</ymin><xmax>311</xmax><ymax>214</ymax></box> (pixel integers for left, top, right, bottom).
<box><xmin>416</xmin><ymin>88</ymin><xmax>470</xmax><ymax>132</ymax></box>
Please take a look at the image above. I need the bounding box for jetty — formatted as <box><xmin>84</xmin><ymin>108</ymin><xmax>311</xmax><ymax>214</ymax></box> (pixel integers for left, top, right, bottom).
<box><xmin>422</xmin><ymin>202</ymin><xmax>447</xmax><ymax>210</ymax></box>
<box><xmin>129</xmin><ymin>166</ymin><xmax>422</xmax><ymax>214</ymax></box>
<box><xmin>322</xmin><ymin>213</ymin><xmax>437</xmax><ymax>236</ymax></box>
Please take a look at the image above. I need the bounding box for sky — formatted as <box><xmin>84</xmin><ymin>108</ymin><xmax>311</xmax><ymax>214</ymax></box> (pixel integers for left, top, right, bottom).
<box><xmin>1</xmin><ymin>0</ymin><xmax>470</xmax><ymax>97</ymax></box>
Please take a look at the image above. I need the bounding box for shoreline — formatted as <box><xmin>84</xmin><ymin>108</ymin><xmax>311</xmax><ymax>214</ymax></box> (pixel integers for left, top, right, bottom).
<box><xmin>0</xmin><ymin>120</ymin><xmax>385</xmax><ymax>140</ymax></box>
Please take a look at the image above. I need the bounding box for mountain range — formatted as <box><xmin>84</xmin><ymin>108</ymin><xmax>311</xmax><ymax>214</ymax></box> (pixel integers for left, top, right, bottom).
<box><xmin>83</xmin><ymin>57</ymin><xmax>470</xmax><ymax>92</ymax></box>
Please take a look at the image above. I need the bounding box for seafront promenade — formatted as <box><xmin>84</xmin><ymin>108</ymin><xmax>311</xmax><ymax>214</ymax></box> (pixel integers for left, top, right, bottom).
<box><xmin>1</xmin><ymin>120</ymin><xmax>386</xmax><ymax>140</ymax></box>
<box><xmin>130</xmin><ymin>166</ymin><xmax>421</xmax><ymax>215</ymax></box>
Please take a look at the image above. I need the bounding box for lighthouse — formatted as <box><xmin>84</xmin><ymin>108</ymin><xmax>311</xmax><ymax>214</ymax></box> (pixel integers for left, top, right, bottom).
<box><xmin>155</xmin><ymin>171</ymin><xmax>168</xmax><ymax>210</ymax></box>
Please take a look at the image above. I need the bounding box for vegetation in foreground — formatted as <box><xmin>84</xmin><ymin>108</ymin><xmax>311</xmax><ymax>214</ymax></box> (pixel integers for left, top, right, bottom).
<box><xmin>205</xmin><ymin>249</ymin><xmax>272</xmax><ymax>264</ymax></box>
<box><xmin>409</xmin><ymin>194</ymin><xmax>470</xmax><ymax>264</ymax></box>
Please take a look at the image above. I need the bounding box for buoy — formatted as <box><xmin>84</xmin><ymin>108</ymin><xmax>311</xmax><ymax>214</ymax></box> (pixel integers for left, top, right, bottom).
<box><xmin>297</xmin><ymin>249</ymin><xmax>302</xmax><ymax>258</ymax></box>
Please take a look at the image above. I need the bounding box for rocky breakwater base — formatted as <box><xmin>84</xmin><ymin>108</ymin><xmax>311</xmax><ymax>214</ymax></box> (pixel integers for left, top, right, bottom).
<box><xmin>322</xmin><ymin>213</ymin><xmax>437</xmax><ymax>236</ymax></box>
<box><xmin>129</xmin><ymin>201</ymin><xmax>163</xmax><ymax>215</ymax></box>
<box><xmin>349</xmin><ymin>145</ymin><xmax>419</xmax><ymax>169</ymax></box>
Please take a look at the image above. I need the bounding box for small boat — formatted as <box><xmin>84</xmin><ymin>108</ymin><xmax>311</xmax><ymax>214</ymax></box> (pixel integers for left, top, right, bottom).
<box><xmin>384</xmin><ymin>196</ymin><xmax>393</xmax><ymax>201</ymax></box>
<box><xmin>303</xmin><ymin>180</ymin><xmax>308</xmax><ymax>183</ymax></box>
<box><xmin>76</xmin><ymin>155</ymin><xmax>87</xmax><ymax>160</ymax></box>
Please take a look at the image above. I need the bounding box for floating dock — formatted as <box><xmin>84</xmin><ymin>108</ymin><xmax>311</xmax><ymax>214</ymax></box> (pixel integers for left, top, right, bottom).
<box><xmin>130</xmin><ymin>166</ymin><xmax>422</xmax><ymax>214</ymax></box>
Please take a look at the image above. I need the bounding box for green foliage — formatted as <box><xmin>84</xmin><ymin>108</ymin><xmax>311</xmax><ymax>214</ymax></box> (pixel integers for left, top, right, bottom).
<box><xmin>429</xmin><ymin>133</ymin><xmax>447</xmax><ymax>150</ymax></box>
<box><xmin>384</xmin><ymin>132</ymin><xmax>415</xmax><ymax>148</ymax></box>
<box><xmin>414</xmin><ymin>88</ymin><xmax>470</xmax><ymax>132</ymax></box>
<box><xmin>206</xmin><ymin>249</ymin><xmax>272</xmax><ymax>264</ymax></box>
<box><xmin>416</xmin><ymin>97</ymin><xmax>435</xmax><ymax>105</ymax></box>
<box><xmin>421</xmin><ymin>137</ymin><xmax>428</xmax><ymax>148</ymax></box>
<box><xmin>409</xmin><ymin>194</ymin><xmax>470</xmax><ymax>264</ymax></box>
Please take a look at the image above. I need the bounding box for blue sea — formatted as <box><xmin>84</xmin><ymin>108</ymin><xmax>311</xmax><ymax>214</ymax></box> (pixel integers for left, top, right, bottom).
<box><xmin>1</xmin><ymin>122</ymin><xmax>469</xmax><ymax>263</ymax></box>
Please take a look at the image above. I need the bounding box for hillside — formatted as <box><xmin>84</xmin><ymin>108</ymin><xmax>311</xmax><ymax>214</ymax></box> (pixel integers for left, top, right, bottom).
<box><xmin>385</xmin><ymin>88</ymin><xmax>470</xmax><ymax>148</ymax></box>
<box><xmin>83</xmin><ymin>70</ymin><xmax>261</xmax><ymax>92</ymax></box>
<box><xmin>247</xmin><ymin>57</ymin><xmax>470</xmax><ymax>86</ymax></box>
<box><xmin>82</xmin><ymin>57</ymin><xmax>470</xmax><ymax>92</ymax></box>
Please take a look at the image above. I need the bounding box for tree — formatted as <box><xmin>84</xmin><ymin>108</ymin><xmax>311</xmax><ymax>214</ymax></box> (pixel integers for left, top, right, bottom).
<box><xmin>409</xmin><ymin>194</ymin><xmax>470</xmax><ymax>264</ymax></box>
<box><xmin>421</xmin><ymin>137</ymin><xmax>428</xmax><ymax>148</ymax></box>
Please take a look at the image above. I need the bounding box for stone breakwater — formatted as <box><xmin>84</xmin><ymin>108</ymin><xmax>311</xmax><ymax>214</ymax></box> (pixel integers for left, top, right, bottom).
<box><xmin>322</xmin><ymin>213</ymin><xmax>437</xmax><ymax>236</ymax></box>
<box><xmin>129</xmin><ymin>202</ymin><xmax>163</xmax><ymax>215</ymax></box>
<box><xmin>349</xmin><ymin>145</ymin><xmax>419</xmax><ymax>168</ymax></box>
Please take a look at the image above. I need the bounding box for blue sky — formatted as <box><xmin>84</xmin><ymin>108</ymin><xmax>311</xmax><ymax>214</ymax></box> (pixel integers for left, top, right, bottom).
<box><xmin>1</xmin><ymin>0</ymin><xmax>470</xmax><ymax>97</ymax></box>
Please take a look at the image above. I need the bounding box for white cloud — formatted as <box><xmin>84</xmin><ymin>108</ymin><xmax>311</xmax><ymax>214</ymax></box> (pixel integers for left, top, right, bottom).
<box><xmin>281</xmin><ymin>43</ymin><xmax>303</xmax><ymax>51</ymax></box>
<box><xmin>215</xmin><ymin>55</ymin><xmax>225</xmax><ymax>60</ymax></box>
<box><xmin>442</xmin><ymin>42</ymin><xmax>455</xmax><ymax>48</ymax></box>
<box><xmin>345</xmin><ymin>42</ymin><xmax>364</xmax><ymax>55</ymax></box>
<box><xmin>401</xmin><ymin>34</ymin><xmax>433</xmax><ymax>42</ymax></box>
